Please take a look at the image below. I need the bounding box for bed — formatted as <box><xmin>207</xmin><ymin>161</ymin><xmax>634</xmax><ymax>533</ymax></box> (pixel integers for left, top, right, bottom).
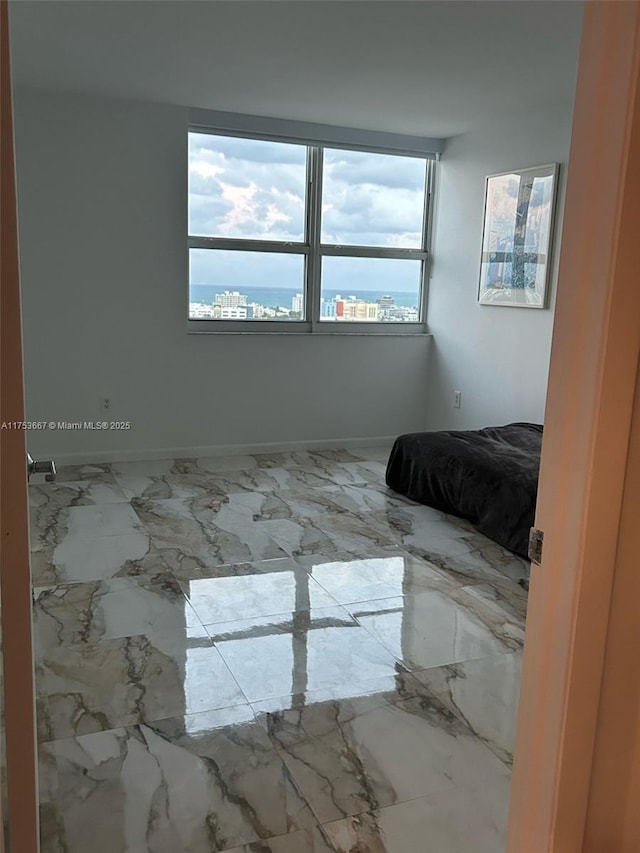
<box><xmin>385</xmin><ymin>422</ymin><xmax>543</xmax><ymax>558</ymax></box>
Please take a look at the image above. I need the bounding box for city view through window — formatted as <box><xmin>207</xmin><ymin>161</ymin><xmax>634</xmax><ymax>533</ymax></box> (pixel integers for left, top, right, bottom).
<box><xmin>188</xmin><ymin>133</ymin><xmax>428</xmax><ymax>323</ymax></box>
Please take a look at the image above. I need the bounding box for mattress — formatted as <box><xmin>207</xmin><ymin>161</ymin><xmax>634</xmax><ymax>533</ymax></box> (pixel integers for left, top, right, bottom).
<box><xmin>385</xmin><ymin>422</ymin><xmax>543</xmax><ymax>558</ymax></box>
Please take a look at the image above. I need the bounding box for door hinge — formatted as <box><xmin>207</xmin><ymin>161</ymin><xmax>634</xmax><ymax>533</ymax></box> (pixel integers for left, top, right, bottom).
<box><xmin>528</xmin><ymin>527</ymin><xmax>544</xmax><ymax>565</ymax></box>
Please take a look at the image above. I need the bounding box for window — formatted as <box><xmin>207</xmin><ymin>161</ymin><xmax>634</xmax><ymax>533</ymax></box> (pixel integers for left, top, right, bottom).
<box><xmin>188</xmin><ymin>128</ymin><xmax>435</xmax><ymax>332</ymax></box>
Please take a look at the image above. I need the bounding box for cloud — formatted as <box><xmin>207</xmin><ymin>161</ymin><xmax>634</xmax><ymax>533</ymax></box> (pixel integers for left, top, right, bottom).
<box><xmin>188</xmin><ymin>134</ymin><xmax>427</xmax><ymax>293</ymax></box>
<box><xmin>194</xmin><ymin>132</ymin><xmax>306</xmax><ymax>165</ymax></box>
<box><xmin>189</xmin><ymin>133</ymin><xmax>306</xmax><ymax>240</ymax></box>
<box><xmin>324</xmin><ymin>149</ymin><xmax>426</xmax><ymax>192</ymax></box>
<box><xmin>321</xmin><ymin>151</ymin><xmax>425</xmax><ymax>247</ymax></box>
<box><xmin>320</xmin><ymin>185</ymin><xmax>425</xmax><ymax>247</ymax></box>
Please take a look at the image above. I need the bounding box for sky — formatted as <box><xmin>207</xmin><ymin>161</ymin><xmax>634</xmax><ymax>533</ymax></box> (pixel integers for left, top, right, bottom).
<box><xmin>188</xmin><ymin>132</ymin><xmax>426</xmax><ymax>295</ymax></box>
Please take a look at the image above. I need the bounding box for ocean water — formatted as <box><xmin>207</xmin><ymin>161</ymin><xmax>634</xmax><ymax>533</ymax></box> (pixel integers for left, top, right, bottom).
<box><xmin>190</xmin><ymin>284</ymin><xmax>419</xmax><ymax>309</ymax></box>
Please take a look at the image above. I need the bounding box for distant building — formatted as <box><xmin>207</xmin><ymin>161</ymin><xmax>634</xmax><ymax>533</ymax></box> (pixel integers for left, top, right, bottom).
<box><xmin>249</xmin><ymin>303</ymin><xmax>265</xmax><ymax>319</ymax></box>
<box><xmin>189</xmin><ymin>302</ymin><xmax>216</xmax><ymax>319</ymax></box>
<box><xmin>214</xmin><ymin>290</ymin><xmax>247</xmax><ymax>309</ymax></box>
<box><xmin>220</xmin><ymin>306</ymin><xmax>248</xmax><ymax>319</ymax></box>
<box><xmin>342</xmin><ymin>298</ymin><xmax>379</xmax><ymax>321</ymax></box>
<box><xmin>321</xmin><ymin>299</ymin><xmax>336</xmax><ymax>318</ymax></box>
<box><xmin>378</xmin><ymin>295</ymin><xmax>395</xmax><ymax>308</ymax></box>
<box><xmin>193</xmin><ymin>290</ymin><xmax>415</xmax><ymax>324</ymax></box>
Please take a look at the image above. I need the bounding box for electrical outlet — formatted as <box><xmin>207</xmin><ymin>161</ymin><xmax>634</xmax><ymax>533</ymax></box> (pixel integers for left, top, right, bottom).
<box><xmin>453</xmin><ymin>390</ymin><xmax>462</xmax><ymax>409</ymax></box>
<box><xmin>100</xmin><ymin>397</ymin><xmax>111</xmax><ymax>412</ymax></box>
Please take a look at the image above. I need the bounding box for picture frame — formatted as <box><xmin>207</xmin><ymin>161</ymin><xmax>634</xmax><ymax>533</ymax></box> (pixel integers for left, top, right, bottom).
<box><xmin>478</xmin><ymin>163</ymin><xmax>560</xmax><ymax>308</ymax></box>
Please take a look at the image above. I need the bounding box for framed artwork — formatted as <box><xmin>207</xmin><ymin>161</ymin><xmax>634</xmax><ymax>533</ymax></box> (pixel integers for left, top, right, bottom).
<box><xmin>478</xmin><ymin>163</ymin><xmax>559</xmax><ymax>308</ymax></box>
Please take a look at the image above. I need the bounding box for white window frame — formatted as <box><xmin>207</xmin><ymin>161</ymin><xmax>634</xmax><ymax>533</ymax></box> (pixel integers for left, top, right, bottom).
<box><xmin>187</xmin><ymin>111</ymin><xmax>442</xmax><ymax>335</ymax></box>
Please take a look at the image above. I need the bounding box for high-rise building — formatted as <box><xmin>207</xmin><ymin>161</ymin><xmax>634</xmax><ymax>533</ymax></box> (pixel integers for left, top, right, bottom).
<box><xmin>378</xmin><ymin>295</ymin><xmax>395</xmax><ymax>309</ymax></box>
<box><xmin>214</xmin><ymin>290</ymin><xmax>248</xmax><ymax>309</ymax></box>
<box><xmin>291</xmin><ymin>293</ymin><xmax>304</xmax><ymax>314</ymax></box>
<box><xmin>321</xmin><ymin>299</ymin><xmax>336</xmax><ymax>318</ymax></box>
<box><xmin>342</xmin><ymin>298</ymin><xmax>379</xmax><ymax>321</ymax></box>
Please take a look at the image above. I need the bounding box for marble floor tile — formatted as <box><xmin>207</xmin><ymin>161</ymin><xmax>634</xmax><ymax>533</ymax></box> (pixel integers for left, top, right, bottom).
<box><xmin>247</xmin><ymin>450</ymin><xmax>369</xmax><ymax>478</ymax></box>
<box><xmin>207</xmin><ymin>466</ymin><xmax>335</xmax><ymax>495</ymax></box>
<box><xmin>371</xmin><ymin>505</ymin><xmax>487</xmax><ymax>556</ymax></box>
<box><xmin>277</xmin><ymin>691</ymin><xmax>511</xmax><ymax>824</ymax></box>
<box><xmin>297</xmin><ymin>550</ymin><xmax>461</xmax><ymax>605</ymax></box>
<box><xmin>334</xmin><ymin>460</ymin><xmax>387</xmax><ymax>482</ymax></box>
<box><xmin>263</xmin><ymin>514</ymin><xmax>397</xmax><ymax>558</ymax></box>
<box><xmin>39</xmin><ymin>705</ymin><xmax>318</xmax><ymax>852</ymax></box>
<box><xmin>324</xmin><ymin>780</ymin><xmax>511</xmax><ymax>853</ymax></box>
<box><xmin>369</xmin><ymin>504</ymin><xmax>529</xmax><ymax>585</ymax></box>
<box><xmin>177</xmin><ymin>487</ymin><xmax>353</xmax><ymax>525</ymax></box>
<box><xmin>38</xmin><ymin>632</ymin><xmax>246</xmax><ymax>741</ymax></box>
<box><xmin>251</xmin><ymin>451</ymin><xmax>310</xmax><ymax>469</ymax></box>
<box><xmin>29</xmin><ymin>495</ymin><xmax>142</xmax><ymax>566</ymax></box>
<box><xmin>111</xmin><ymin>458</ymin><xmax>228</xmax><ymax>502</ymax></box>
<box><xmin>120</xmin><ymin>460</ymin><xmax>333</xmax><ymax>499</ymax></box>
<box><xmin>225</xmin><ymin>458</ymin><xmax>382</xmax><ymax>490</ymax></box>
<box><xmin>204</xmin><ymin>606</ymin><xmax>357</xmax><ymax>646</ymax></box>
<box><xmin>33</xmin><ymin>572</ymin><xmax>207</xmax><ymax>649</ymax></box>
<box><xmin>215</xmin><ymin>616</ymin><xmax>403</xmax><ymax>703</ymax></box>
<box><xmin>31</xmin><ymin>523</ymin><xmax>165</xmax><ymax>587</ymax></box>
<box><xmin>349</xmin><ymin>587</ymin><xmax>523</xmax><ymax>672</ymax></box>
<box><xmin>307</xmin><ymin>449</ymin><xmax>366</xmax><ymax>463</ymax></box>
<box><xmin>232</xmin><ymin>465</ymin><xmax>359</xmax><ymax>494</ymax></box>
<box><xmin>64</xmin><ymin>503</ymin><xmax>149</xmax><ymax>539</ymax></box>
<box><xmin>461</xmin><ymin>579</ymin><xmax>528</xmax><ymax>625</ymax></box>
<box><xmin>230</xmin><ymin>488</ymin><xmax>357</xmax><ymax>521</ymax></box>
<box><xmin>192</xmin><ymin>454</ymin><xmax>261</xmax><ymax>473</ymax></box>
<box><xmin>412</xmin><ymin>652</ymin><xmax>523</xmax><ymax>765</ymax></box>
<box><xmin>315</xmin><ymin>483</ymin><xmax>419</xmax><ymax>515</ymax></box>
<box><xmin>344</xmin><ymin>445</ymin><xmax>392</xmax><ymax>464</ymax></box>
<box><xmin>181</xmin><ymin>567</ymin><xmax>346</xmax><ymax>626</ymax></box>
<box><xmin>251</xmin><ymin>671</ymin><xmax>427</xmax><ymax>750</ymax></box>
<box><xmin>131</xmin><ymin>497</ymin><xmax>289</xmax><ymax>572</ymax></box>
<box><xmin>222</xmin><ymin>824</ymin><xmax>337</xmax><ymax>852</ymax></box>
<box><xmin>29</xmin><ymin>477</ymin><xmax>129</xmax><ymax>509</ymax></box>
<box><xmin>295</xmin><ymin>460</ymin><xmax>385</xmax><ymax>488</ymax></box>
<box><xmin>53</xmin><ymin>463</ymin><xmax>113</xmax><ymax>483</ymax></box>
<box><xmin>179</xmin><ymin>563</ymin><xmax>340</xmax><ymax>626</ymax></box>
<box><xmin>168</xmin><ymin>555</ymin><xmax>298</xmax><ymax>583</ymax></box>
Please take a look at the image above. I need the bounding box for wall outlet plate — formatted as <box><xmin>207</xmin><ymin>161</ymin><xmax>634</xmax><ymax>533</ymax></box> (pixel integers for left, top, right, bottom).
<box><xmin>453</xmin><ymin>390</ymin><xmax>462</xmax><ymax>408</ymax></box>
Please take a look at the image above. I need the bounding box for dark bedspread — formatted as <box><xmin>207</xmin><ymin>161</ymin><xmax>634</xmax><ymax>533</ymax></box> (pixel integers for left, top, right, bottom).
<box><xmin>385</xmin><ymin>423</ymin><xmax>543</xmax><ymax>558</ymax></box>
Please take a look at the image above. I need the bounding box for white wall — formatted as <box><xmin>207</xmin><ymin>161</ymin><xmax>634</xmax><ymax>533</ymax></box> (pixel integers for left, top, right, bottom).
<box><xmin>426</xmin><ymin>102</ymin><xmax>574</xmax><ymax>431</ymax></box>
<box><xmin>14</xmin><ymin>90</ymin><xmax>431</xmax><ymax>463</ymax></box>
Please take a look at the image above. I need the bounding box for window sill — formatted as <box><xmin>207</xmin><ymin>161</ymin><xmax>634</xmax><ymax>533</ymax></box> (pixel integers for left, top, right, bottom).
<box><xmin>187</xmin><ymin>319</ymin><xmax>431</xmax><ymax>337</ymax></box>
<box><xmin>187</xmin><ymin>329</ymin><xmax>432</xmax><ymax>337</ymax></box>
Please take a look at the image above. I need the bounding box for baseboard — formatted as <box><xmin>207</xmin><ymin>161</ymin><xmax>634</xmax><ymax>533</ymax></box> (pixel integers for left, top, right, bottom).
<box><xmin>45</xmin><ymin>436</ymin><xmax>396</xmax><ymax>466</ymax></box>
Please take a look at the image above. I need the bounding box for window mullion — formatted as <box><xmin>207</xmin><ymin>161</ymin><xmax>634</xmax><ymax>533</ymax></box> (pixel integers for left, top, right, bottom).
<box><xmin>188</xmin><ymin>236</ymin><xmax>310</xmax><ymax>254</ymax></box>
<box><xmin>419</xmin><ymin>157</ymin><xmax>436</xmax><ymax>326</ymax></box>
<box><xmin>306</xmin><ymin>147</ymin><xmax>323</xmax><ymax>329</ymax></box>
<box><xmin>318</xmin><ymin>245</ymin><xmax>427</xmax><ymax>260</ymax></box>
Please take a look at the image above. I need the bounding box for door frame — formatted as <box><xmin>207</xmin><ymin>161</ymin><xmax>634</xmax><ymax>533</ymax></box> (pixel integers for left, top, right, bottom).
<box><xmin>0</xmin><ymin>0</ymin><xmax>40</xmax><ymax>850</ymax></box>
<box><xmin>507</xmin><ymin>2</ymin><xmax>640</xmax><ymax>849</ymax></box>
<box><xmin>2</xmin><ymin>1</ymin><xmax>640</xmax><ymax>851</ymax></box>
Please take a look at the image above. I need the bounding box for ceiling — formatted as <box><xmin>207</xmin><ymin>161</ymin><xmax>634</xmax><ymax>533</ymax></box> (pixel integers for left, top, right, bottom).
<box><xmin>8</xmin><ymin>0</ymin><xmax>583</xmax><ymax>138</ymax></box>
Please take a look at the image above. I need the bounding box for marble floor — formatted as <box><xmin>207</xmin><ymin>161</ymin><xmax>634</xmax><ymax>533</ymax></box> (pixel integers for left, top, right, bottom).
<box><xmin>29</xmin><ymin>447</ymin><xmax>529</xmax><ymax>853</ymax></box>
